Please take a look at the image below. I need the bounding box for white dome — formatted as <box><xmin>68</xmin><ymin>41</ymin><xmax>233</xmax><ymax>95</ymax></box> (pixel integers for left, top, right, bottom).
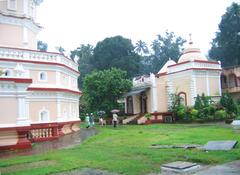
<box><xmin>178</xmin><ymin>43</ymin><xmax>208</xmax><ymax>63</ymax></box>
<box><xmin>158</xmin><ymin>59</ymin><xmax>176</xmax><ymax>74</ymax></box>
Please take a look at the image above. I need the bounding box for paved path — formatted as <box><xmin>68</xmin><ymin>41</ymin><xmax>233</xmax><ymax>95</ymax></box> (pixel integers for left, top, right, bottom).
<box><xmin>0</xmin><ymin>127</ymin><xmax>98</xmax><ymax>159</ymax></box>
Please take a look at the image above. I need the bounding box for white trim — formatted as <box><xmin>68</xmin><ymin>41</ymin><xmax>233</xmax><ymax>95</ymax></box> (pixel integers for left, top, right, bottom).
<box><xmin>0</xmin><ymin>13</ymin><xmax>41</xmax><ymax>33</ymax></box>
<box><xmin>150</xmin><ymin>73</ymin><xmax>158</xmax><ymax>112</ymax></box>
<box><xmin>191</xmin><ymin>73</ymin><xmax>197</xmax><ymax>105</ymax></box>
<box><xmin>206</xmin><ymin>72</ymin><xmax>210</xmax><ymax>96</ymax></box>
<box><xmin>23</xmin><ymin>0</ymin><xmax>28</xmax><ymax>14</ymax></box>
<box><xmin>7</xmin><ymin>0</ymin><xmax>17</xmax><ymax>11</ymax></box>
<box><xmin>30</xmin><ymin>118</ymin><xmax>80</xmax><ymax>124</ymax></box>
<box><xmin>23</xmin><ymin>27</ymin><xmax>28</xmax><ymax>46</ymax></box>
<box><xmin>0</xmin><ymin>123</ymin><xmax>30</xmax><ymax>128</ymax></box>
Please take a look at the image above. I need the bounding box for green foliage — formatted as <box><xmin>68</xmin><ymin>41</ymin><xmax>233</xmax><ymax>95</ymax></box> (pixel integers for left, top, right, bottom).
<box><xmin>176</xmin><ymin>105</ymin><xmax>185</xmax><ymax>120</ymax></box>
<box><xmin>169</xmin><ymin>93</ymin><xmax>182</xmax><ymax>120</ymax></box>
<box><xmin>209</xmin><ymin>3</ymin><xmax>240</xmax><ymax>67</ymax></box>
<box><xmin>70</xmin><ymin>44</ymin><xmax>94</xmax><ymax>88</ymax></box>
<box><xmin>37</xmin><ymin>41</ymin><xmax>48</xmax><ymax>51</ymax></box>
<box><xmin>144</xmin><ymin>113</ymin><xmax>151</xmax><ymax>120</ymax></box>
<box><xmin>145</xmin><ymin>31</ymin><xmax>186</xmax><ymax>73</ymax></box>
<box><xmin>214</xmin><ymin>110</ymin><xmax>227</xmax><ymax>120</ymax></box>
<box><xmin>190</xmin><ymin>108</ymin><xmax>198</xmax><ymax>120</ymax></box>
<box><xmin>220</xmin><ymin>92</ymin><xmax>238</xmax><ymax>117</ymax></box>
<box><xmin>83</xmin><ymin>68</ymin><xmax>132</xmax><ymax>115</ymax></box>
<box><xmin>91</xmin><ymin>35</ymin><xmax>141</xmax><ymax>78</ymax></box>
<box><xmin>134</xmin><ymin>40</ymin><xmax>149</xmax><ymax>55</ymax></box>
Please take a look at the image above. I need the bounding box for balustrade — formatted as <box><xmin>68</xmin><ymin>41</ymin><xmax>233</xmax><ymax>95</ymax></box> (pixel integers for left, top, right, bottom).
<box><xmin>0</xmin><ymin>47</ymin><xmax>78</xmax><ymax>71</ymax></box>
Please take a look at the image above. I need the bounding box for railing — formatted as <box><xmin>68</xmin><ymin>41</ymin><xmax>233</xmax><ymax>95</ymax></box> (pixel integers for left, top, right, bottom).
<box><xmin>0</xmin><ymin>47</ymin><xmax>78</xmax><ymax>72</ymax></box>
<box><xmin>28</xmin><ymin>123</ymin><xmax>59</xmax><ymax>142</ymax></box>
<box><xmin>133</xmin><ymin>76</ymin><xmax>151</xmax><ymax>87</ymax></box>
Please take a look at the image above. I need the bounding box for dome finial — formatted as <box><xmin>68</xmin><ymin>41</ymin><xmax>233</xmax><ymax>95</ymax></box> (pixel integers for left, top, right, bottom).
<box><xmin>189</xmin><ymin>33</ymin><xmax>193</xmax><ymax>45</ymax></box>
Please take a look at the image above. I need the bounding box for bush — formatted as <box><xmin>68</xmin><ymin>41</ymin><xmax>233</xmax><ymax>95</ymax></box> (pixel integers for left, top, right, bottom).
<box><xmin>176</xmin><ymin>105</ymin><xmax>185</xmax><ymax>120</ymax></box>
<box><xmin>220</xmin><ymin>92</ymin><xmax>238</xmax><ymax>117</ymax></box>
<box><xmin>190</xmin><ymin>108</ymin><xmax>198</xmax><ymax>120</ymax></box>
<box><xmin>144</xmin><ymin>113</ymin><xmax>151</xmax><ymax>120</ymax></box>
<box><xmin>214</xmin><ymin>110</ymin><xmax>227</xmax><ymax>120</ymax></box>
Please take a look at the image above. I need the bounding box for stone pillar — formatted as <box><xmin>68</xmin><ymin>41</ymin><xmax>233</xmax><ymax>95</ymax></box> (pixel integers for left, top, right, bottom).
<box><xmin>150</xmin><ymin>73</ymin><xmax>158</xmax><ymax>113</ymax></box>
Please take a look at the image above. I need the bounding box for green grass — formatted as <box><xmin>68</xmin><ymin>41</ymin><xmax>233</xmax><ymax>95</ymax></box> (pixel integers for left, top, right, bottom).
<box><xmin>1</xmin><ymin>124</ymin><xmax>240</xmax><ymax>175</ymax></box>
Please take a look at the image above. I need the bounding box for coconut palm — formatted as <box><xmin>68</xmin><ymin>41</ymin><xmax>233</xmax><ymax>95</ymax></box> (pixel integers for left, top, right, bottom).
<box><xmin>135</xmin><ymin>40</ymin><xmax>149</xmax><ymax>55</ymax></box>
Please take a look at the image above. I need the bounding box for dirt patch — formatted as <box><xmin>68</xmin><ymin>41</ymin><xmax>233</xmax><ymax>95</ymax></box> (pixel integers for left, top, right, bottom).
<box><xmin>0</xmin><ymin>160</ymin><xmax>56</xmax><ymax>173</ymax></box>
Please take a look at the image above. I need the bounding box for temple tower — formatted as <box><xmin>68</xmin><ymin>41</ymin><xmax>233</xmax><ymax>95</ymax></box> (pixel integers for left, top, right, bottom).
<box><xmin>0</xmin><ymin>0</ymin><xmax>42</xmax><ymax>49</ymax></box>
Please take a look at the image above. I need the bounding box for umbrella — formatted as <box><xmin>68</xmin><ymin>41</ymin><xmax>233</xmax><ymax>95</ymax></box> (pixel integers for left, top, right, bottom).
<box><xmin>111</xmin><ymin>109</ymin><xmax>120</xmax><ymax>113</ymax></box>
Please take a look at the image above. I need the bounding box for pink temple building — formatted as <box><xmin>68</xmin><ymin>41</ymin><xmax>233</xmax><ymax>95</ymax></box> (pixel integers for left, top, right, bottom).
<box><xmin>0</xmin><ymin>0</ymin><xmax>81</xmax><ymax>150</ymax></box>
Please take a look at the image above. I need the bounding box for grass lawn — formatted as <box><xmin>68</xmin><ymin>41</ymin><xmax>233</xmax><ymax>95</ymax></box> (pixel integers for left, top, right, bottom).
<box><xmin>0</xmin><ymin>123</ymin><xmax>240</xmax><ymax>175</ymax></box>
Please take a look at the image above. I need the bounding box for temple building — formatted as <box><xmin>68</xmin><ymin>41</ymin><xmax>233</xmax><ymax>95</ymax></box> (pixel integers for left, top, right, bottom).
<box><xmin>124</xmin><ymin>41</ymin><xmax>222</xmax><ymax>124</ymax></box>
<box><xmin>0</xmin><ymin>0</ymin><xmax>81</xmax><ymax>150</ymax></box>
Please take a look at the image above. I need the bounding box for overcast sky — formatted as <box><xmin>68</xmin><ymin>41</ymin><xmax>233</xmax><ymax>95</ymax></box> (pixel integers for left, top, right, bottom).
<box><xmin>36</xmin><ymin>0</ymin><xmax>237</xmax><ymax>55</ymax></box>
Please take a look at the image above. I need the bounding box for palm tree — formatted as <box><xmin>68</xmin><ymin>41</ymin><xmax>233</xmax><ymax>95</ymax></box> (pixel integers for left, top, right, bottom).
<box><xmin>135</xmin><ymin>40</ymin><xmax>149</xmax><ymax>55</ymax></box>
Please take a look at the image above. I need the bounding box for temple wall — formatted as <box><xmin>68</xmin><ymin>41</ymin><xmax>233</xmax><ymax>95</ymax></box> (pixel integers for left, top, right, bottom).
<box><xmin>171</xmin><ymin>75</ymin><xmax>192</xmax><ymax>106</ymax></box>
<box><xmin>0</xmin><ymin>98</ymin><xmax>18</xmax><ymax>124</ymax></box>
<box><xmin>209</xmin><ymin>77</ymin><xmax>220</xmax><ymax>96</ymax></box>
<box><xmin>30</xmin><ymin>70</ymin><xmax>56</xmax><ymax>84</ymax></box>
<box><xmin>29</xmin><ymin>101</ymin><xmax>57</xmax><ymax>122</ymax></box>
<box><xmin>156</xmin><ymin>76</ymin><xmax>168</xmax><ymax>112</ymax></box>
<box><xmin>0</xmin><ymin>24</ymin><xmax>23</xmax><ymax>47</ymax></box>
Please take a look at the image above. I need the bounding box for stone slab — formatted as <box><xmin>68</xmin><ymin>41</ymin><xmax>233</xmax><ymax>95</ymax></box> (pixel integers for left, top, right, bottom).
<box><xmin>203</xmin><ymin>140</ymin><xmax>238</xmax><ymax>151</ymax></box>
<box><xmin>161</xmin><ymin>161</ymin><xmax>200</xmax><ymax>173</ymax></box>
<box><xmin>150</xmin><ymin>144</ymin><xmax>201</xmax><ymax>149</ymax></box>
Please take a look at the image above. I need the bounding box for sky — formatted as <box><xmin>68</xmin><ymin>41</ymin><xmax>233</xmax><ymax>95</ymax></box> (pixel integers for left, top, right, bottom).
<box><xmin>36</xmin><ymin>0</ymin><xmax>237</xmax><ymax>55</ymax></box>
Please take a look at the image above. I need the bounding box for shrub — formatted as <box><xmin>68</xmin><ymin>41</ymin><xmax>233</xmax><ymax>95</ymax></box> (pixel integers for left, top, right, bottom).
<box><xmin>144</xmin><ymin>113</ymin><xmax>151</xmax><ymax>120</ymax></box>
<box><xmin>190</xmin><ymin>108</ymin><xmax>198</xmax><ymax>120</ymax></box>
<box><xmin>176</xmin><ymin>105</ymin><xmax>185</xmax><ymax>120</ymax></box>
<box><xmin>220</xmin><ymin>92</ymin><xmax>238</xmax><ymax>117</ymax></box>
<box><xmin>214</xmin><ymin>110</ymin><xmax>227</xmax><ymax>120</ymax></box>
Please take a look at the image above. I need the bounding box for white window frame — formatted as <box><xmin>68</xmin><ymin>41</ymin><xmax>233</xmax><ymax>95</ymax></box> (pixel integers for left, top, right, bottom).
<box><xmin>38</xmin><ymin>71</ymin><xmax>47</xmax><ymax>82</ymax></box>
<box><xmin>39</xmin><ymin>108</ymin><xmax>50</xmax><ymax>122</ymax></box>
<box><xmin>7</xmin><ymin>0</ymin><xmax>17</xmax><ymax>11</ymax></box>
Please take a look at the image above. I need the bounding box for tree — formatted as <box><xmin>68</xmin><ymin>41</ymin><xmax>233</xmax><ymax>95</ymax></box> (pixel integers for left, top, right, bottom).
<box><xmin>134</xmin><ymin>40</ymin><xmax>149</xmax><ymax>55</ymax></box>
<box><xmin>149</xmin><ymin>31</ymin><xmax>186</xmax><ymax>73</ymax></box>
<box><xmin>91</xmin><ymin>35</ymin><xmax>141</xmax><ymax>78</ymax></box>
<box><xmin>70</xmin><ymin>44</ymin><xmax>94</xmax><ymax>88</ymax></box>
<box><xmin>37</xmin><ymin>41</ymin><xmax>48</xmax><ymax>51</ymax></box>
<box><xmin>209</xmin><ymin>3</ymin><xmax>240</xmax><ymax>67</ymax></box>
<box><xmin>83</xmin><ymin>68</ymin><xmax>132</xmax><ymax>115</ymax></box>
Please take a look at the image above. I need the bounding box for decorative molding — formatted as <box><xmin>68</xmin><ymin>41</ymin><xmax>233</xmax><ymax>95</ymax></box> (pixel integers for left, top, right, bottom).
<box><xmin>27</xmin><ymin>87</ymin><xmax>81</xmax><ymax>95</ymax></box>
<box><xmin>0</xmin><ymin>13</ymin><xmax>41</xmax><ymax>33</ymax></box>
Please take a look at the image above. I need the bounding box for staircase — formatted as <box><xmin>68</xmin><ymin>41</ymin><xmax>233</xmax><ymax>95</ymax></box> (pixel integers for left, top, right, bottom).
<box><xmin>128</xmin><ymin>114</ymin><xmax>145</xmax><ymax>125</ymax></box>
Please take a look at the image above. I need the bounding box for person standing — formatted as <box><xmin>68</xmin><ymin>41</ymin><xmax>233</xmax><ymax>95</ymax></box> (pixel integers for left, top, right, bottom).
<box><xmin>112</xmin><ymin>113</ymin><xmax>118</xmax><ymax>128</ymax></box>
<box><xmin>85</xmin><ymin>113</ymin><xmax>90</xmax><ymax>128</ymax></box>
<box><xmin>90</xmin><ymin>113</ymin><xmax>95</xmax><ymax>127</ymax></box>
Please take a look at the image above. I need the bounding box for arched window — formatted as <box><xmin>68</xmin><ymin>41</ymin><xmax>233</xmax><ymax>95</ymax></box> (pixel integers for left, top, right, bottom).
<box><xmin>178</xmin><ymin>92</ymin><xmax>187</xmax><ymax>106</ymax></box>
<box><xmin>39</xmin><ymin>72</ymin><xmax>47</xmax><ymax>81</ymax></box>
<box><xmin>39</xmin><ymin>109</ymin><xmax>49</xmax><ymax>122</ymax></box>
<box><xmin>4</xmin><ymin>70</ymin><xmax>11</xmax><ymax>76</ymax></box>
<box><xmin>221</xmin><ymin>74</ymin><xmax>227</xmax><ymax>89</ymax></box>
<box><xmin>228</xmin><ymin>73</ymin><xmax>237</xmax><ymax>88</ymax></box>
